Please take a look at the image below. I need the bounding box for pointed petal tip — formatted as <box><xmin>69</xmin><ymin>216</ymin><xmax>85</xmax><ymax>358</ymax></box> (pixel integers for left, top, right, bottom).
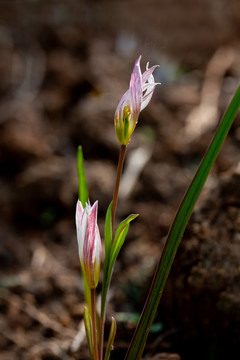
<box><xmin>136</xmin><ymin>55</ymin><xmax>142</xmax><ymax>64</ymax></box>
<box><xmin>89</xmin><ymin>200</ymin><xmax>99</xmax><ymax>220</ymax></box>
<box><xmin>92</xmin><ymin>200</ymin><xmax>98</xmax><ymax>209</ymax></box>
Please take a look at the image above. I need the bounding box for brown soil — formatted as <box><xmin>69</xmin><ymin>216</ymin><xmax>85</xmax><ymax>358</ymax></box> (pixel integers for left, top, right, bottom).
<box><xmin>0</xmin><ymin>1</ymin><xmax>240</xmax><ymax>359</ymax></box>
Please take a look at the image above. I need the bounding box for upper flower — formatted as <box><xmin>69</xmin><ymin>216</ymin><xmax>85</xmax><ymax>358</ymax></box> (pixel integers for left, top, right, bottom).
<box><xmin>114</xmin><ymin>56</ymin><xmax>159</xmax><ymax>145</ymax></box>
<box><xmin>76</xmin><ymin>200</ymin><xmax>101</xmax><ymax>289</ymax></box>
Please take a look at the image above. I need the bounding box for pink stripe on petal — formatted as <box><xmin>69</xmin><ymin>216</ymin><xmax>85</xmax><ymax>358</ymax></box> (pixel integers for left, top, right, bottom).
<box><xmin>130</xmin><ymin>57</ymin><xmax>142</xmax><ymax>118</ymax></box>
<box><xmin>114</xmin><ymin>90</ymin><xmax>129</xmax><ymax>119</ymax></box>
<box><xmin>81</xmin><ymin>209</ymin><xmax>88</xmax><ymax>236</ymax></box>
<box><xmin>88</xmin><ymin>201</ymin><xmax>98</xmax><ymax>236</ymax></box>
<box><xmin>86</xmin><ymin>201</ymin><xmax>98</xmax><ymax>258</ymax></box>
<box><xmin>142</xmin><ymin>65</ymin><xmax>159</xmax><ymax>84</ymax></box>
<box><xmin>94</xmin><ymin>226</ymin><xmax>101</xmax><ymax>265</ymax></box>
<box><xmin>76</xmin><ymin>200</ymin><xmax>85</xmax><ymax>251</ymax></box>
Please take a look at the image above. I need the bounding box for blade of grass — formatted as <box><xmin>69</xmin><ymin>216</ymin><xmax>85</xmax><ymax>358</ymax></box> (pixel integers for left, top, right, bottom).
<box><xmin>83</xmin><ymin>306</ymin><xmax>94</xmax><ymax>359</ymax></box>
<box><xmin>104</xmin><ymin>317</ymin><xmax>117</xmax><ymax>360</ymax></box>
<box><xmin>125</xmin><ymin>86</ymin><xmax>240</xmax><ymax>360</ymax></box>
<box><xmin>77</xmin><ymin>145</ymin><xmax>89</xmax><ymax>207</ymax></box>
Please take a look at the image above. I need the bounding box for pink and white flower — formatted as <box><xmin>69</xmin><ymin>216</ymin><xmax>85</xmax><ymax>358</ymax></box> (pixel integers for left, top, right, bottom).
<box><xmin>114</xmin><ymin>56</ymin><xmax>159</xmax><ymax>145</ymax></box>
<box><xmin>76</xmin><ymin>200</ymin><xmax>101</xmax><ymax>289</ymax></box>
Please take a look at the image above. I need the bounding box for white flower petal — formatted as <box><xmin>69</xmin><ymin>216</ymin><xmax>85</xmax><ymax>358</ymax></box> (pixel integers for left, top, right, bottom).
<box><xmin>130</xmin><ymin>56</ymin><xmax>142</xmax><ymax>120</ymax></box>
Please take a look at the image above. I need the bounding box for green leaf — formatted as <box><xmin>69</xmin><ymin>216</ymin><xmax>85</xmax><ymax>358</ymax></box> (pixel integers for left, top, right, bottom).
<box><xmin>104</xmin><ymin>202</ymin><xmax>113</xmax><ymax>263</ymax></box>
<box><xmin>101</xmin><ymin>213</ymin><xmax>138</xmax><ymax>319</ymax></box>
<box><xmin>112</xmin><ymin>214</ymin><xmax>138</xmax><ymax>253</ymax></box>
<box><xmin>77</xmin><ymin>145</ymin><xmax>89</xmax><ymax>207</ymax></box>
<box><xmin>101</xmin><ymin>203</ymin><xmax>113</xmax><ymax>318</ymax></box>
<box><xmin>108</xmin><ymin>214</ymin><xmax>138</xmax><ymax>282</ymax></box>
<box><xmin>104</xmin><ymin>317</ymin><xmax>117</xmax><ymax>360</ymax></box>
<box><xmin>82</xmin><ymin>269</ymin><xmax>92</xmax><ymax>315</ymax></box>
<box><xmin>108</xmin><ymin>224</ymin><xmax>129</xmax><ymax>276</ymax></box>
<box><xmin>125</xmin><ymin>87</ymin><xmax>240</xmax><ymax>360</ymax></box>
<box><xmin>83</xmin><ymin>306</ymin><xmax>94</xmax><ymax>359</ymax></box>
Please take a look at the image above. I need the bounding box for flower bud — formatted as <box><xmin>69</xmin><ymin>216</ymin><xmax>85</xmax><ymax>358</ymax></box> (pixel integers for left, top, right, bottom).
<box><xmin>76</xmin><ymin>200</ymin><xmax>101</xmax><ymax>289</ymax></box>
<box><xmin>114</xmin><ymin>56</ymin><xmax>159</xmax><ymax>145</ymax></box>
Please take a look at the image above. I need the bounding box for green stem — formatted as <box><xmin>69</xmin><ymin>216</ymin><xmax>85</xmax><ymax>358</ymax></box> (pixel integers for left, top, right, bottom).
<box><xmin>111</xmin><ymin>145</ymin><xmax>127</xmax><ymax>229</ymax></box>
<box><xmin>99</xmin><ymin>319</ymin><xmax>104</xmax><ymax>360</ymax></box>
<box><xmin>91</xmin><ymin>289</ymin><xmax>99</xmax><ymax>360</ymax></box>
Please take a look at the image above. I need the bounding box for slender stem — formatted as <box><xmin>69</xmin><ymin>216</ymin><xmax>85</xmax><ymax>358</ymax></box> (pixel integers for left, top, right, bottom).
<box><xmin>91</xmin><ymin>289</ymin><xmax>99</xmax><ymax>360</ymax></box>
<box><xmin>112</xmin><ymin>145</ymin><xmax>127</xmax><ymax>229</ymax></box>
<box><xmin>98</xmin><ymin>320</ymin><xmax>104</xmax><ymax>360</ymax></box>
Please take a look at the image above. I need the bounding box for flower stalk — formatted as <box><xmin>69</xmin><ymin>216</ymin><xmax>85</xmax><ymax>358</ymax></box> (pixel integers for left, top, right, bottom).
<box><xmin>91</xmin><ymin>288</ymin><xmax>99</xmax><ymax>360</ymax></box>
<box><xmin>111</xmin><ymin>145</ymin><xmax>127</xmax><ymax>229</ymax></box>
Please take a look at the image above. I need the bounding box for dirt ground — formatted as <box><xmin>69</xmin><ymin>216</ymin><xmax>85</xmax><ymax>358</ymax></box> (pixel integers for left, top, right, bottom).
<box><xmin>0</xmin><ymin>1</ymin><xmax>240</xmax><ymax>359</ymax></box>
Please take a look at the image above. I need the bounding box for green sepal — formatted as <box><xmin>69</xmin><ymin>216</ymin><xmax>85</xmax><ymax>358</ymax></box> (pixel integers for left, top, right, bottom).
<box><xmin>104</xmin><ymin>317</ymin><xmax>117</xmax><ymax>360</ymax></box>
<box><xmin>83</xmin><ymin>306</ymin><xmax>94</xmax><ymax>359</ymax></box>
<box><xmin>123</xmin><ymin>113</ymin><xmax>130</xmax><ymax>140</ymax></box>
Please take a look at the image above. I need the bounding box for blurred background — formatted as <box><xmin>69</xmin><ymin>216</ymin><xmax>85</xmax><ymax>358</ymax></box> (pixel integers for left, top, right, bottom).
<box><xmin>0</xmin><ymin>1</ymin><xmax>240</xmax><ymax>359</ymax></box>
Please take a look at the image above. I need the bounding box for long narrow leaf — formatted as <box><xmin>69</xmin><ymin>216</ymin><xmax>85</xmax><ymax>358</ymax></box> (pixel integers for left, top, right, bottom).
<box><xmin>83</xmin><ymin>306</ymin><xmax>94</xmax><ymax>359</ymax></box>
<box><xmin>109</xmin><ymin>214</ymin><xmax>139</xmax><ymax>282</ymax></box>
<box><xmin>108</xmin><ymin>224</ymin><xmax>130</xmax><ymax>277</ymax></box>
<box><xmin>113</xmin><ymin>214</ymin><xmax>139</xmax><ymax>252</ymax></box>
<box><xmin>105</xmin><ymin>202</ymin><xmax>113</xmax><ymax>263</ymax></box>
<box><xmin>101</xmin><ymin>214</ymin><xmax>138</xmax><ymax>318</ymax></box>
<box><xmin>101</xmin><ymin>223</ymin><xmax>130</xmax><ymax>318</ymax></box>
<box><xmin>77</xmin><ymin>145</ymin><xmax>89</xmax><ymax>207</ymax></box>
<box><xmin>104</xmin><ymin>317</ymin><xmax>117</xmax><ymax>360</ymax></box>
<box><xmin>101</xmin><ymin>203</ymin><xmax>113</xmax><ymax>317</ymax></box>
<box><xmin>125</xmin><ymin>86</ymin><xmax>240</xmax><ymax>360</ymax></box>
